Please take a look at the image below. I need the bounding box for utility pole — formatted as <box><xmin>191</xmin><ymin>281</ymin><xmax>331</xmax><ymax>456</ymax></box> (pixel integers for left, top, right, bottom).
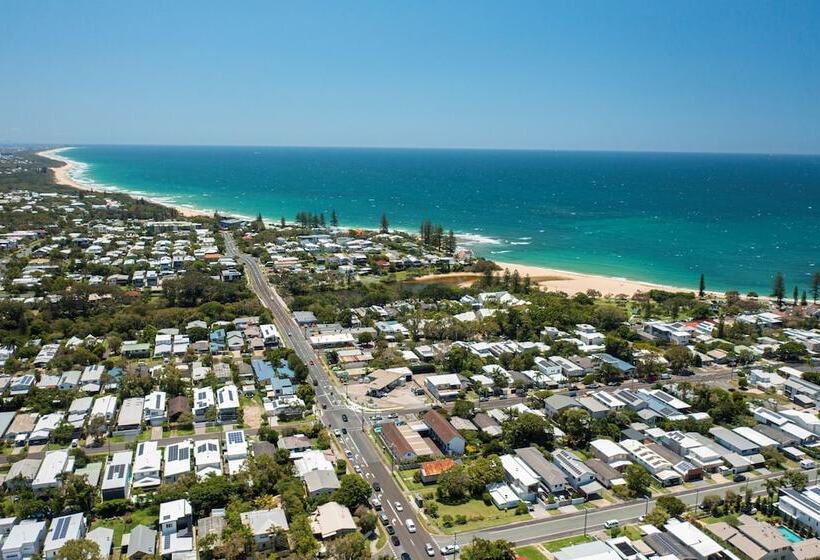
<box><xmin>583</xmin><ymin>508</ymin><xmax>589</xmax><ymax>535</ymax></box>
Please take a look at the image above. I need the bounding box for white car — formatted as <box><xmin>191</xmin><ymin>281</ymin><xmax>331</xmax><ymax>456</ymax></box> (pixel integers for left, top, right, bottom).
<box><xmin>394</xmin><ymin>501</ymin><xmax>403</xmax><ymax>512</ymax></box>
<box><xmin>334</xmin><ymin>429</ymin><xmax>342</xmax><ymax>437</ymax></box>
<box><xmin>425</xmin><ymin>543</ymin><xmax>436</xmax><ymax>557</ymax></box>
<box><xmin>354</xmin><ymin>465</ymin><xmax>362</xmax><ymax>473</ymax></box>
<box><xmin>440</xmin><ymin>545</ymin><xmax>460</xmax><ymax>555</ymax></box>
<box><xmin>345</xmin><ymin>450</ymin><xmax>353</xmax><ymax>458</ymax></box>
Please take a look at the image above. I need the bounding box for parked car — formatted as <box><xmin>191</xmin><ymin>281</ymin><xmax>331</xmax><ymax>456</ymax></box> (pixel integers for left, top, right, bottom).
<box><xmin>373</xmin><ymin>481</ymin><xmax>381</xmax><ymax>491</ymax></box>
<box><xmin>386</xmin><ymin>525</ymin><xmax>395</xmax><ymax>535</ymax></box>
<box><xmin>733</xmin><ymin>474</ymin><xmax>747</xmax><ymax>483</ymax></box>
<box><xmin>391</xmin><ymin>535</ymin><xmax>400</xmax><ymax>546</ymax></box>
<box><xmin>440</xmin><ymin>545</ymin><xmax>460</xmax><ymax>555</ymax></box>
<box><xmin>604</xmin><ymin>519</ymin><xmax>620</xmax><ymax>529</ymax></box>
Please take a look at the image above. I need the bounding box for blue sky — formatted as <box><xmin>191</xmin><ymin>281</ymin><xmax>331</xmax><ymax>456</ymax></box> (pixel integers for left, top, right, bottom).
<box><xmin>1</xmin><ymin>1</ymin><xmax>818</xmax><ymax>153</ymax></box>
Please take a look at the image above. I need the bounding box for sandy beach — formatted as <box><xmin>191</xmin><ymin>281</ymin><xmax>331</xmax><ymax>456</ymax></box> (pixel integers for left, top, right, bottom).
<box><xmin>37</xmin><ymin>148</ymin><xmax>210</xmax><ymax>218</ymax></box>
<box><xmin>410</xmin><ymin>262</ymin><xmax>702</xmax><ymax>297</ymax></box>
<box><xmin>492</xmin><ymin>261</ymin><xmax>703</xmax><ymax>297</ymax></box>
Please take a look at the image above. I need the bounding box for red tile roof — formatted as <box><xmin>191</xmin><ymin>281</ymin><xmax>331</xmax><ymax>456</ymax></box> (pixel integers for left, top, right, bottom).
<box><xmin>420</xmin><ymin>458</ymin><xmax>456</xmax><ymax>478</ymax></box>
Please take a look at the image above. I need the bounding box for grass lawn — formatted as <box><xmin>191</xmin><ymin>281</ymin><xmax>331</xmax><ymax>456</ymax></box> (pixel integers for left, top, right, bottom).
<box><xmin>543</xmin><ymin>535</ymin><xmax>593</xmax><ymax>552</ymax></box>
<box><xmin>703</xmin><ymin>513</ymin><xmax>739</xmax><ymax>525</ymax></box>
<box><xmin>431</xmin><ymin>499</ymin><xmax>522</xmax><ymax>534</ymax></box>
<box><xmin>165</xmin><ymin>427</ymin><xmax>195</xmax><ymax>437</ymax></box>
<box><xmin>622</xmin><ymin>525</ymin><xmax>642</xmax><ymax>541</ymax></box>
<box><xmin>90</xmin><ymin>505</ymin><xmax>157</xmax><ymax>548</ymax></box>
<box><xmin>516</xmin><ymin>546</ymin><xmax>548</xmax><ymax>560</ymax></box>
<box><xmin>398</xmin><ymin>469</ymin><xmax>436</xmax><ymax>492</ymax></box>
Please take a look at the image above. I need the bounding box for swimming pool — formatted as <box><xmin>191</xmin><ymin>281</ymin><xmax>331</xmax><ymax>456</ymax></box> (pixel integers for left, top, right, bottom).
<box><xmin>778</xmin><ymin>526</ymin><xmax>802</xmax><ymax>543</ymax></box>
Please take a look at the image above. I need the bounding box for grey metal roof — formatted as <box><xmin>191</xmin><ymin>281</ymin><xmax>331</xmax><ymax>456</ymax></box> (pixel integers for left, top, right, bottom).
<box><xmin>515</xmin><ymin>447</ymin><xmax>567</xmax><ymax>486</ymax></box>
<box><xmin>127</xmin><ymin>524</ymin><xmax>156</xmax><ymax>557</ymax></box>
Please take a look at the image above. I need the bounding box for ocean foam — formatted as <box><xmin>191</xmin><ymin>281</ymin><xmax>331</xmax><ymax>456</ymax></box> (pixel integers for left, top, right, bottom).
<box><xmin>456</xmin><ymin>233</ymin><xmax>503</xmax><ymax>245</ymax></box>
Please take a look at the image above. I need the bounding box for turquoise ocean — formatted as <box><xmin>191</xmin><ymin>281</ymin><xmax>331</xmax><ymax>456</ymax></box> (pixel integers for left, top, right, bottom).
<box><xmin>58</xmin><ymin>145</ymin><xmax>820</xmax><ymax>294</ymax></box>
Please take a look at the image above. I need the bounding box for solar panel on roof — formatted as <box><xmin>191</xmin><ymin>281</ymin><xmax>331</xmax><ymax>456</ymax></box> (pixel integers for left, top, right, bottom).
<box><xmin>228</xmin><ymin>431</ymin><xmax>244</xmax><ymax>444</ymax></box>
<box><xmin>137</xmin><ymin>443</ymin><xmax>145</xmax><ymax>456</ymax></box>
<box><xmin>164</xmin><ymin>533</ymin><xmax>171</xmax><ymax>549</ymax></box>
<box><xmin>655</xmin><ymin>392</ymin><xmax>674</xmax><ymax>402</ymax></box>
<box><xmin>168</xmin><ymin>446</ymin><xmax>178</xmax><ymax>462</ymax></box>
<box><xmin>53</xmin><ymin>517</ymin><xmax>70</xmax><ymax>540</ymax></box>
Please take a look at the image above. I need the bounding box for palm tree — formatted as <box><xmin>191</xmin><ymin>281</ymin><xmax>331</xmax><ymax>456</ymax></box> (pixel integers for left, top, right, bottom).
<box><xmin>766</xmin><ymin>477</ymin><xmax>781</xmax><ymax>498</ymax></box>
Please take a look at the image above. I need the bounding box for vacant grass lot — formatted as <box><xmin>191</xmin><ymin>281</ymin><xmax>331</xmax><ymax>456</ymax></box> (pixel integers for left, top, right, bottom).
<box><xmin>516</xmin><ymin>545</ymin><xmax>548</xmax><ymax>560</ymax></box>
<box><xmin>90</xmin><ymin>505</ymin><xmax>157</xmax><ymax>549</ymax></box>
<box><xmin>542</xmin><ymin>534</ymin><xmax>593</xmax><ymax>552</ymax></box>
<box><xmin>431</xmin><ymin>498</ymin><xmax>523</xmax><ymax>534</ymax></box>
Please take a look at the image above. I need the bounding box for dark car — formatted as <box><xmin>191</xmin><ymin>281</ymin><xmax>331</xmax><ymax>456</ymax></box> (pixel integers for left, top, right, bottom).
<box><xmin>342</xmin><ymin>414</ymin><xmax>348</xmax><ymax>422</ymax></box>
<box><xmin>391</xmin><ymin>535</ymin><xmax>400</xmax><ymax>546</ymax></box>
<box><xmin>386</xmin><ymin>525</ymin><xmax>395</xmax><ymax>535</ymax></box>
<box><xmin>401</xmin><ymin>553</ymin><xmax>412</xmax><ymax>560</ymax></box>
<box><xmin>733</xmin><ymin>474</ymin><xmax>747</xmax><ymax>482</ymax></box>
<box><xmin>342</xmin><ymin>427</ymin><xmax>347</xmax><ymax>434</ymax></box>
<box><xmin>373</xmin><ymin>481</ymin><xmax>381</xmax><ymax>491</ymax></box>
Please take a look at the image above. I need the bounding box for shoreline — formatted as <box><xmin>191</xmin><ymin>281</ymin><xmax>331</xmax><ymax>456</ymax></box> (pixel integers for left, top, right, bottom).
<box><xmin>36</xmin><ymin>147</ymin><xmax>714</xmax><ymax>297</ymax></box>
<box><xmin>491</xmin><ymin>261</ymin><xmax>710</xmax><ymax>298</ymax></box>
<box><xmin>37</xmin><ymin>147</ymin><xmax>211</xmax><ymax>218</ymax></box>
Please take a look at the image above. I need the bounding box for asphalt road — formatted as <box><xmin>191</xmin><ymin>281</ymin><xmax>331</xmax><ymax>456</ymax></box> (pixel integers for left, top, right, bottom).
<box><xmin>466</xmin><ymin>467</ymin><xmax>819</xmax><ymax>546</ymax></box>
<box><xmin>225</xmin><ymin>233</ymin><xmax>435</xmax><ymax>560</ymax></box>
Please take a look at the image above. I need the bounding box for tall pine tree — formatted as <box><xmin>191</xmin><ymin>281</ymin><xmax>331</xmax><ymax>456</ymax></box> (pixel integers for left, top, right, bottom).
<box><xmin>772</xmin><ymin>272</ymin><xmax>785</xmax><ymax>306</ymax></box>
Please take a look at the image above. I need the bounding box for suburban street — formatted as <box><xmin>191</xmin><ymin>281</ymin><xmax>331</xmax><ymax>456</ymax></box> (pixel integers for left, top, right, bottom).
<box><xmin>225</xmin><ymin>232</ymin><xmax>435</xmax><ymax>560</ymax></box>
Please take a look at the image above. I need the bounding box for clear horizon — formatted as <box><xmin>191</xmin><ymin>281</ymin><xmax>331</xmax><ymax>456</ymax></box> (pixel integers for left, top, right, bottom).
<box><xmin>3</xmin><ymin>2</ymin><xmax>819</xmax><ymax>154</ymax></box>
<box><xmin>35</xmin><ymin>143</ymin><xmax>820</xmax><ymax>158</ymax></box>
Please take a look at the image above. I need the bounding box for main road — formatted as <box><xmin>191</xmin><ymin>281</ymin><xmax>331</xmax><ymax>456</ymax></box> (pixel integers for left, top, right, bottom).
<box><xmin>225</xmin><ymin>233</ymin><xmax>434</xmax><ymax>560</ymax></box>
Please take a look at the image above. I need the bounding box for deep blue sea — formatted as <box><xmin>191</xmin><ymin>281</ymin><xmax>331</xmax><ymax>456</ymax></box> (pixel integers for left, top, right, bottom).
<box><xmin>60</xmin><ymin>145</ymin><xmax>820</xmax><ymax>294</ymax></box>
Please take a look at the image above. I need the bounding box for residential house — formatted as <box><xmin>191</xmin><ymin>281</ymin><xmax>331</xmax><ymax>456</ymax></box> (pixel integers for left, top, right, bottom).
<box><xmin>304</xmin><ymin>469</ymin><xmax>341</xmax><ymax>498</ymax></box>
<box><xmin>32</xmin><ymin>449</ymin><xmax>71</xmax><ymax>493</ymax></box>
<box><xmin>125</xmin><ymin>524</ymin><xmax>157</xmax><ymax>559</ymax></box>
<box><xmin>310</xmin><ymin>502</ymin><xmax>356</xmax><ymax>540</ymax></box>
<box><xmin>163</xmin><ymin>441</ymin><xmax>193</xmax><ymax>483</ymax></box>
<box><xmin>241</xmin><ymin>509</ymin><xmax>289</xmax><ymax>551</ymax></box>
<box><xmin>143</xmin><ymin>391</ymin><xmax>167</xmax><ymax>426</ymax></box>
<box><xmin>224</xmin><ymin>430</ymin><xmax>249</xmax><ymax>475</ymax></box>
<box><xmin>132</xmin><ymin>441</ymin><xmax>162</xmax><ymax>488</ymax></box>
<box><xmin>216</xmin><ymin>384</ymin><xmax>239</xmax><ymax>422</ymax></box>
<box><xmin>423</xmin><ymin>410</ymin><xmax>465</xmax><ymax>455</ymax></box>
<box><xmin>515</xmin><ymin>447</ymin><xmax>568</xmax><ymax>494</ymax></box>
<box><xmin>195</xmin><ymin>439</ymin><xmax>222</xmax><ymax>479</ymax></box>
<box><xmin>1</xmin><ymin>520</ymin><xmax>47</xmax><ymax>560</ymax></box>
<box><xmin>116</xmin><ymin>398</ymin><xmax>144</xmax><ymax>435</ymax></box>
<box><xmin>43</xmin><ymin>513</ymin><xmax>86</xmax><ymax>559</ymax></box>
<box><xmin>101</xmin><ymin>450</ymin><xmax>133</xmax><ymax>501</ymax></box>
<box><xmin>552</xmin><ymin>448</ymin><xmax>600</xmax><ymax>495</ymax></box>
